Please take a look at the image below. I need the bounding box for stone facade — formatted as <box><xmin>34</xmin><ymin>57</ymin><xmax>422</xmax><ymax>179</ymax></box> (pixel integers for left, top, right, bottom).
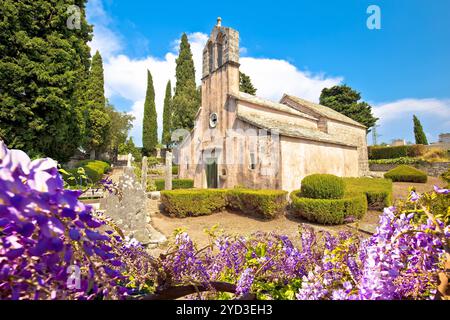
<box><xmin>177</xmin><ymin>19</ymin><xmax>369</xmax><ymax>192</ymax></box>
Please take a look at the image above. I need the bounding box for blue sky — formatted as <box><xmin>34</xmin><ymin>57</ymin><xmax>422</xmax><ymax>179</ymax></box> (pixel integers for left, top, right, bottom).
<box><xmin>86</xmin><ymin>0</ymin><xmax>450</xmax><ymax>146</ymax></box>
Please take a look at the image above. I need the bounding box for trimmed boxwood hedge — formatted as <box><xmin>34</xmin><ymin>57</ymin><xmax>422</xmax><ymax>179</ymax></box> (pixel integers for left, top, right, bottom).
<box><xmin>227</xmin><ymin>189</ymin><xmax>288</xmax><ymax>219</ymax></box>
<box><xmin>160</xmin><ymin>189</ymin><xmax>228</xmax><ymax>217</ymax></box>
<box><xmin>161</xmin><ymin>188</ymin><xmax>288</xmax><ymax>219</ymax></box>
<box><xmin>343</xmin><ymin>178</ymin><xmax>393</xmax><ymax>210</ymax></box>
<box><xmin>290</xmin><ymin>191</ymin><xmax>367</xmax><ymax>225</ymax></box>
<box><xmin>300</xmin><ymin>174</ymin><xmax>345</xmax><ymax>199</ymax></box>
<box><xmin>384</xmin><ymin>165</ymin><xmax>427</xmax><ymax>183</ymax></box>
<box><xmin>368</xmin><ymin>144</ymin><xmax>426</xmax><ymax>160</ymax></box>
<box><xmin>154</xmin><ymin>179</ymin><xmax>194</xmax><ymax>191</ymax></box>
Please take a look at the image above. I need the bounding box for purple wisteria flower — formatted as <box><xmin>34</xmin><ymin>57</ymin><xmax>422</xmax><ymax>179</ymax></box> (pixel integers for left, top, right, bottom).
<box><xmin>433</xmin><ymin>185</ymin><xmax>450</xmax><ymax>195</ymax></box>
<box><xmin>0</xmin><ymin>141</ymin><xmax>131</xmax><ymax>300</ymax></box>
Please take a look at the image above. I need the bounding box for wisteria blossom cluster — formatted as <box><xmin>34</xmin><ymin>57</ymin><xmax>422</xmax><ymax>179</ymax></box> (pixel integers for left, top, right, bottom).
<box><xmin>0</xmin><ymin>142</ymin><xmax>150</xmax><ymax>299</ymax></box>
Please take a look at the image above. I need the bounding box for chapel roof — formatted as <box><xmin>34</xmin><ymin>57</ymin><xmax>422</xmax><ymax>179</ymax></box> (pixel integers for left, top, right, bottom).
<box><xmin>230</xmin><ymin>92</ymin><xmax>318</xmax><ymax>121</ymax></box>
<box><xmin>235</xmin><ymin>105</ymin><xmax>357</xmax><ymax>147</ymax></box>
<box><xmin>281</xmin><ymin>94</ymin><xmax>366</xmax><ymax>128</ymax></box>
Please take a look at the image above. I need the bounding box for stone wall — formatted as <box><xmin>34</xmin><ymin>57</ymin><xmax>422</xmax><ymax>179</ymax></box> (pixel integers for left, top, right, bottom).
<box><xmin>369</xmin><ymin>162</ymin><xmax>449</xmax><ymax>177</ymax></box>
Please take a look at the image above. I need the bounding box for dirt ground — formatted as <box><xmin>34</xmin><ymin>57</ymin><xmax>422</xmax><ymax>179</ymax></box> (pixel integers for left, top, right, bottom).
<box><xmin>150</xmin><ymin>176</ymin><xmax>447</xmax><ymax>247</ymax></box>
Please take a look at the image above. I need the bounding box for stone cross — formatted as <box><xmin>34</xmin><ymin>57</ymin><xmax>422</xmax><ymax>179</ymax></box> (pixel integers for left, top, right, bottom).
<box><xmin>165</xmin><ymin>151</ymin><xmax>172</xmax><ymax>190</ymax></box>
<box><xmin>127</xmin><ymin>153</ymin><xmax>132</xmax><ymax>167</ymax></box>
<box><xmin>141</xmin><ymin>156</ymin><xmax>148</xmax><ymax>190</ymax></box>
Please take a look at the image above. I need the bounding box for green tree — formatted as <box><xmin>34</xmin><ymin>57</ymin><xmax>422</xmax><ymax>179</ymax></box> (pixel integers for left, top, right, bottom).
<box><xmin>162</xmin><ymin>80</ymin><xmax>172</xmax><ymax>147</ymax></box>
<box><xmin>142</xmin><ymin>69</ymin><xmax>158</xmax><ymax>155</ymax></box>
<box><xmin>0</xmin><ymin>0</ymin><xmax>93</xmax><ymax>162</ymax></box>
<box><xmin>172</xmin><ymin>33</ymin><xmax>200</xmax><ymax>131</ymax></box>
<box><xmin>413</xmin><ymin>115</ymin><xmax>428</xmax><ymax>145</ymax></box>
<box><xmin>119</xmin><ymin>137</ymin><xmax>141</xmax><ymax>162</ymax></box>
<box><xmin>102</xmin><ymin>101</ymin><xmax>134</xmax><ymax>161</ymax></box>
<box><xmin>239</xmin><ymin>72</ymin><xmax>257</xmax><ymax>95</ymax></box>
<box><xmin>85</xmin><ymin>50</ymin><xmax>110</xmax><ymax>159</ymax></box>
<box><xmin>319</xmin><ymin>85</ymin><xmax>378</xmax><ymax>132</ymax></box>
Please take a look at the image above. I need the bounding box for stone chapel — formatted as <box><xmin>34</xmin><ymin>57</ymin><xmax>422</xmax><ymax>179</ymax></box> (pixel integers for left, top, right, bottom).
<box><xmin>177</xmin><ymin>18</ymin><xmax>369</xmax><ymax>192</ymax></box>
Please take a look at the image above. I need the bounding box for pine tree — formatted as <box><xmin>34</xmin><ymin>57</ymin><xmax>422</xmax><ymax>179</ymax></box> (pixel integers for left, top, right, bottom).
<box><xmin>0</xmin><ymin>0</ymin><xmax>93</xmax><ymax>161</ymax></box>
<box><xmin>172</xmin><ymin>33</ymin><xmax>200</xmax><ymax>131</ymax></box>
<box><xmin>319</xmin><ymin>85</ymin><xmax>378</xmax><ymax>133</ymax></box>
<box><xmin>85</xmin><ymin>50</ymin><xmax>110</xmax><ymax>158</ymax></box>
<box><xmin>142</xmin><ymin>69</ymin><xmax>158</xmax><ymax>155</ymax></box>
<box><xmin>413</xmin><ymin>115</ymin><xmax>428</xmax><ymax>145</ymax></box>
<box><xmin>162</xmin><ymin>80</ymin><xmax>172</xmax><ymax>147</ymax></box>
<box><xmin>239</xmin><ymin>72</ymin><xmax>257</xmax><ymax>95</ymax></box>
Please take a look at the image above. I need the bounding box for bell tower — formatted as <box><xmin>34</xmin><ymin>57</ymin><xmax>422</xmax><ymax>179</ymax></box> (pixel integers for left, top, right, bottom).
<box><xmin>202</xmin><ymin>17</ymin><xmax>240</xmax><ymax>80</ymax></box>
<box><xmin>200</xmin><ymin>18</ymin><xmax>240</xmax><ymax>134</ymax></box>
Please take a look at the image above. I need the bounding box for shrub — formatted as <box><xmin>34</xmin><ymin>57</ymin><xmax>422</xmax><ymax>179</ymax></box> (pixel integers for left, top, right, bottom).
<box><xmin>154</xmin><ymin>179</ymin><xmax>194</xmax><ymax>191</ymax></box>
<box><xmin>161</xmin><ymin>189</ymin><xmax>228</xmax><ymax>217</ymax></box>
<box><xmin>421</xmin><ymin>148</ymin><xmax>450</xmax><ymax>162</ymax></box>
<box><xmin>343</xmin><ymin>178</ymin><xmax>393</xmax><ymax>210</ymax></box>
<box><xmin>368</xmin><ymin>157</ymin><xmax>426</xmax><ymax>165</ymax></box>
<box><xmin>290</xmin><ymin>191</ymin><xmax>367</xmax><ymax>225</ymax></box>
<box><xmin>368</xmin><ymin>145</ymin><xmax>426</xmax><ymax>160</ymax></box>
<box><xmin>300</xmin><ymin>174</ymin><xmax>345</xmax><ymax>199</ymax></box>
<box><xmin>172</xmin><ymin>165</ymin><xmax>179</xmax><ymax>175</ymax></box>
<box><xmin>384</xmin><ymin>165</ymin><xmax>428</xmax><ymax>183</ymax></box>
<box><xmin>64</xmin><ymin>160</ymin><xmax>110</xmax><ymax>186</ymax></box>
<box><xmin>227</xmin><ymin>189</ymin><xmax>288</xmax><ymax>219</ymax></box>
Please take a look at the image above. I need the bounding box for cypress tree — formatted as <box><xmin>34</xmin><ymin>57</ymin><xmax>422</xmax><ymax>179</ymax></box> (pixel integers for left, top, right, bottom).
<box><xmin>162</xmin><ymin>80</ymin><xmax>172</xmax><ymax>147</ymax></box>
<box><xmin>142</xmin><ymin>69</ymin><xmax>158</xmax><ymax>155</ymax></box>
<box><xmin>85</xmin><ymin>50</ymin><xmax>110</xmax><ymax>158</ymax></box>
<box><xmin>172</xmin><ymin>33</ymin><xmax>200</xmax><ymax>131</ymax></box>
<box><xmin>0</xmin><ymin>0</ymin><xmax>93</xmax><ymax>161</ymax></box>
<box><xmin>239</xmin><ymin>72</ymin><xmax>257</xmax><ymax>95</ymax></box>
<box><xmin>413</xmin><ymin>115</ymin><xmax>428</xmax><ymax>145</ymax></box>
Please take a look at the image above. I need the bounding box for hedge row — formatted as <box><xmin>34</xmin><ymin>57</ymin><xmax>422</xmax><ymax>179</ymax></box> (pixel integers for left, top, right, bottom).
<box><xmin>154</xmin><ymin>179</ymin><xmax>194</xmax><ymax>191</ymax></box>
<box><xmin>227</xmin><ymin>188</ymin><xmax>288</xmax><ymax>219</ymax></box>
<box><xmin>290</xmin><ymin>191</ymin><xmax>367</xmax><ymax>225</ymax></box>
<box><xmin>368</xmin><ymin>157</ymin><xmax>427</xmax><ymax>165</ymax></box>
<box><xmin>368</xmin><ymin>145</ymin><xmax>426</xmax><ymax>160</ymax></box>
<box><xmin>161</xmin><ymin>188</ymin><xmax>287</xmax><ymax>219</ymax></box>
<box><xmin>384</xmin><ymin>165</ymin><xmax>428</xmax><ymax>183</ymax></box>
<box><xmin>343</xmin><ymin>178</ymin><xmax>393</xmax><ymax>210</ymax></box>
<box><xmin>160</xmin><ymin>189</ymin><xmax>228</xmax><ymax>217</ymax></box>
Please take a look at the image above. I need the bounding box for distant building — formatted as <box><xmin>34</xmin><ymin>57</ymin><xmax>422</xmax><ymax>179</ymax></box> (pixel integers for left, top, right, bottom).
<box><xmin>391</xmin><ymin>139</ymin><xmax>406</xmax><ymax>146</ymax></box>
<box><xmin>429</xmin><ymin>133</ymin><xmax>450</xmax><ymax>150</ymax></box>
<box><xmin>438</xmin><ymin>133</ymin><xmax>450</xmax><ymax>143</ymax></box>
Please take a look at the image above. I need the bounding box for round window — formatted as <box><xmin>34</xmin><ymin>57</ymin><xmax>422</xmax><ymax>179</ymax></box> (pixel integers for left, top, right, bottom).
<box><xmin>209</xmin><ymin>112</ymin><xmax>218</xmax><ymax>128</ymax></box>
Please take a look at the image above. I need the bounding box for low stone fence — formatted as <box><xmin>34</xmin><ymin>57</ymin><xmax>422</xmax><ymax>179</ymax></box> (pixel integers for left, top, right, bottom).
<box><xmin>369</xmin><ymin>162</ymin><xmax>449</xmax><ymax>177</ymax></box>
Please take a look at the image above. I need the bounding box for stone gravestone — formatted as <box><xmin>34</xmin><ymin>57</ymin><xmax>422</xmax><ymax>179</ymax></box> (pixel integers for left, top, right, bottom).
<box><xmin>100</xmin><ymin>166</ymin><xmax>166</xmax><ymax>247</ymax></box>
<box><xmin>165</xmin><ymin>151</ymin><xmax>172</xmax><ymax>190</ymax></box>
<box><xmin>141</xmin><ymin>156</ymin><xmax>148</xmax><ymax>190</ymax></box>
<box><xmin>127</xmin><ymin>153</ymin><xmax>132</xmax><ymax>167</ymax></box>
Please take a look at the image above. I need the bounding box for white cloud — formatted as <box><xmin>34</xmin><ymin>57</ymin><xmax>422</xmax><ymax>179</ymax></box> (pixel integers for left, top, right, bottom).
<box><xmin>240</xmin><ymin>58</ymin><xmax>342</xmax><ymax>103</ymax></box>
<box><xmin>370</xmin><ymin>98</ymin><xmax>450</xmax><ymax>144</ymax></box>
<box><xmin>87</xmin><ymin>0</ymin><xmax>122</xmax><ymax>58</ymax></box>
<box><xmin>373</xmin><ymin>98</ymin><xmax>450</xmax><ymax>123</ymax></box>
